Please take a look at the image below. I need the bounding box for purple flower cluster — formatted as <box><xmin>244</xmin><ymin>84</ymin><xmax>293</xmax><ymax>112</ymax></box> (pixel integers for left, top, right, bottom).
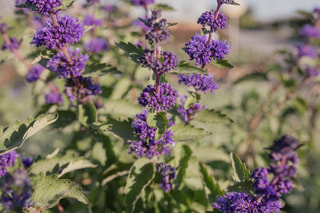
<box><xmin>31</xmin><ymin>14</ymin><xmax>84</xmax><ymax>49</ymax></box>
<box><xmin>178</xmin><ymin>74</ymin><xmax>219</xmax><ymax>94</ymax></box>
<box><xmin>131</xmin><ymin>0</ymin><xmax>154</xmax><ymax>6</ymax></box>
<box><xmin>140</xmin><ymin>50</ymin><xmax>178</xmax><ymax>74</ymax></box>
<box><xmin>185</xmin><ymin>34</ymin><xmax>230</xmax><ymax>67</ymax></box>
<box><xmin>198</xmin><ymin>11</ymin><xmax>228</xmax><ymax>33</ymax></box>
<box><xmin>213</xmin><ymin>192</ymin><xmax>282</xmax><ymax>213</ymax></box>
<box><xmin>127</xmin><ymin>110</ymin><xmax>175</xmax><ymax>158</ymax></box>
<box><xmin>65</xmin><ymin>76</ymin><xmax>102</xmax><ymax>102</ymax></box>
<box><xmin>178</xmin><ymin>95</ymin><xmax>205</xmax><ymax>123</ymax></box>
<box><xmin>47</xmin><ymin>47</ymin><xmax>88</xmax><ymax>78</ymax></box>
<box><xmin>84</xmin><ymin>38</ymin><xmax>109</xmax><ymax>53</ymax></box>
<box><xmin>1</xmin><ymin>37</ymin><xmax>20</xmax><ymax>51</ymax></box>
<box><xmin>0</xmin><ymin>151</ymin><xmax>18</xmax><ymax>177</ymax></box>
<box><xmin>26</xmin><ymin>65</ymin><xmax>44</xmax><ymax>82</ymax></box>
<box><xmin>0</xmin><ymin>23</ymin><xmax>8</xmax><ymax>33</ymax></box>
<box><xmin>300</xmin><ymin>24</ymin><xmax>320</xmax><ymax>39</ymax></box>
<box><xmin>156</xmin><ymin>163</ymin><xmax>176</xmax><ymax>193</ymax></box>
<box><xmin>213</xmin><ymin>135</ymin><xmax>301</xmax><ymax>213</ymax></box>
<box><xmin>26</xmin><ymin>0</ymin><xmax>62</xmax><ymax>15</ymax></box>
<box><xmin>297</xmin><ymin>45</ymin><xmax>318</xmax><ymax>59</ymax></box>
<box><xmin>83</xmin><ymin>15</ymin><xmax>103</xmax><ymax>28</ymax></box>
<box><xmin>138</xmin><ymin>83</ymin><xmax>178</xmax><ymax>111</ymax></box>
<box><xmin>45</xmin><ymin>89</ymin><xmax>63</xmax><ymax>104</ymax></box>
<box><xmin>0</xmin><ymin>169</ymin><xmax>33</xmax><ymax>211</ymax></box>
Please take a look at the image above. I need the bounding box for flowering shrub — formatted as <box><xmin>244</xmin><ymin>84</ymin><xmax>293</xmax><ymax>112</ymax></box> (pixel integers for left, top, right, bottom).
<box><xmin>0</xmin><ymin>0</ymin><xmax>319</xmax><ymax>212</ymax></box>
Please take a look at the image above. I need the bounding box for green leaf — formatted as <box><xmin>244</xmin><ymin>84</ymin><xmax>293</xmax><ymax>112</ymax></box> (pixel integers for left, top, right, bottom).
<box><xmin>173</xmin><ymin>144</ymin><xmax>192</xmax><ymax>189</ymax></box>
<box><xmin>103</xmin><ymin>99</ymin><xmax>141</xmax><ymax>117</ymax></box>
<box><xmin>230</xmin><ymin>153</ymin><xmax>250</xmax><ymax>182</ymax></box>
<box><xmin>194</xmin><ymin>109</ymin><xmax>233</xmax><ymax>124</ymax></box>
<box><xmin>92</xmin><ymin>118</ymin><xmax>137</xmax><ymax>141</ymax></box>
<box><xmin>152</xmin><ymin>3</ymin><xmax>175</xmax><ymax>11</ymax></box>
<box><xmin>32</xmin><ymin>174</ymin><xmax>88</xmax><ymax>208</ymax></box>
<box><xmin>211</xmin><ymin>59</ymin><xmax>233</xmax><ymax>69</ymax></box>
<box><xmin>227</xmin><ymin>180</ymin><xmax>255</xmax><ymax>195</ymax></box>
<box><xmin>77</xmin><ymin>102</ymin><xmax>97</xmax><ymax>127</ymax></box>
<box><xmin>115</xmin><ymin>41</ymin><xmax>144</xmax><ymax>63</ymax></box>
<box><xmin>171</xmin><ymin>61</ymin><xmax>206</xmax><ymax>75</ymax></box>
<box><xmin>169</xmin><ymin>123</ymin><xmax>211</xmax><ymax>141</ymax></box>
<box><xmin>199</xmin><ymin>162</ymin><xmax>224</xmax><ymax>203</ymax></box>
<box><xmin>230</xmin><ymin>1</ymin><xmax>240</xmax><ymax>5</ymax></box>
<box><xmin>57</xmin><ymin>0</ymin><xmax>75</xmax><ymax>10</ymax></box>
<box><xmin>30</xmin><ymin>151</ymin><xmax>96</xmax><ymax>177</ymax></box>
<box><xmin>146</xmin><ymin>111</ymin><xmax>169</xmax><ymax>140</ymax></box>
<box><xmin>92</xmin><ymin>142</ymin><xmax>107</xmax><ymax>166</ymax></box>
<box><xmin>83</xmin><ymin>63</ymin><xmax>122</xmax><ymax>77</ymax></box>
<box><xmin>234</xmin><ymin>72</ymin><xmax>268</xmax><ymax>85</ymax></box>
<box><xmin>110</xmin><ymin>78</ymin><xmax>132</xmax><ymax>100</ymax></box>
<box><xmin>125</xmin><ymin>158</ymin><xmax>155</xmax><ymax>213</ymax></box>
<box><xmin>0</xmin><ymin>113</ymin><xmax>58</xmax><ymax>155</ymax></box>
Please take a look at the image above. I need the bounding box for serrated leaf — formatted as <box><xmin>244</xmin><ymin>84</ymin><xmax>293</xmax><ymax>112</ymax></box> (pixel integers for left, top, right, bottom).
<box><xmin>171</xmin><ymin>61</ymin><xmax>206</xmax><ymax>75</ymax></box>
<box><xmin>234</xmin><ymin>72</ymin><xmax>268</xmax><ymax>85</ymax></box>
<box><xmin>77</xmin><ymin>102</ymin><xmax>97</xmax><ymax>127</ymax></box>
<box><xmin>152</xmin><ymin>3</ymin><xmax>175</xmax><ymax>11</ymax></box>
<box><xmin>227</xmin><ymin>180</ymin><xmax>255</xmax><ymax>195</ymax></box>
<box><xmin>173</xmin><ymin>144</ymin><xmax>192</xmax><ymax>189</ymax></box>
<box><xmin>32</xmin><ymin>174</ymin><xmax>88</xmax><ymax>208</ymax></box>
<box><xmin>146</xmin><ymin>111</ymin><xmax>169</xmax><ymax>140</ymax></box>
<box><xmin>82</xmin><ymin>63</ymin><xmax>122</xmax><ymax>77</ymax></box>
<box><xmin>115</xmin><ymin>41</ymin><xmax>144</xmax><ymax>63</ymax></box>
<box><xmin>125</xmin><ymin>158</ymin><xmax>155</xmax><ymax>213</ymax></box>
<box><xmin>211</xmin><ymin>59</ymin><xmax>233</xmax><ymax>69</ymax></box>
<box><xmin>194</xmin><ymin>109</ymin><xmax>233</xmax><ymax>124</ymax></box>
<box><xmin>199</xmin><ymin>162</ymin><xmax>224</xmax><ymax>203</ymax></box>
<box><xmin>0</xmin><ymin>113</ymin><xmax>58</xmax><ymax>155</ymax></box>
<box><xmin>230</xmin><ymin>153</ymin><xmax>250</xmax><ymax>182</ymax></box>
<box><xmin>92</xmin><ymin>118</ymin><xmax>137</xmax><ymax>141</ymax></box>
<box><xmin>169</xmin><ymin>123</ymin><xmax>211</xmax><ymax>141</ymax></box>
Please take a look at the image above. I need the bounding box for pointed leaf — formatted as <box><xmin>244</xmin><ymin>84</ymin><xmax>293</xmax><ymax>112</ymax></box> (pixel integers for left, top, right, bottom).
<box><xmin>169</xmin><ymin>123</ymin><xmax>211</xmax><ymax>141</ymax></box>
<box><xmin>0</xmin><ymin>113</ymin><xmax>58</xmax><ymax>155</ymax></box>
<box><xmin>227</xmin><ymin>180</ymin><xmax>255</xmax><ymax>196</ymax></box>
<box><xmin>199</xmin><ymin>162</ymin><xmax>224</xmax><ymax>203</ymax></box>
<box><xmin>211</xmin><ymin>59</ymin><xmax>233</xmax><ymax>69</ymax></box>
<box><xmin>115</xmin><ymin>41</ymin><xmax>144</xmax><ymax>63</ymax></box>
<box><xmin>171</xmin><ymin>61</ymin><xmax>206</xmax><ymax>75</ymax></box>
<box><xmin>77</xmin><ymin>102</ymin><xmax>97</xmax><ymax>127</ymax></box>
<box><xmin>234</xmin><ymin>72</ymin><xmax>268</xmax><ymax>85</ymax></box>
<box><xmin>32</xmin><ymin>174</ymin><xmax>88</xmax><ymax>208</ymax></box>
<box><xmin>110</xmin><ymin>78</ymin><xmax>132</xmax><ymax>100</ymax></box>
<box><xmin>173</xmin><ymin>144</ymin><xmax>192</xmax><ymax>189</ymax></box>
<box><xmin>58</xmin><ymin>159</ymin><xmax>96</xmax><ymax>178</ymax></box>
<box><xmin>146</xmin><ymin>111</ymin><xmax>169</xmax><ymax>140</ymax></box>
<box><xmin>125</xmin><ymin>158</ymin><xmax>155</xmax><ymax>213</ymax></box>
<box><xmin>230</xmin><ymin>153</ymin><xmax>250</xmax><ymax>182</ymax></box>
<box><xmin>194</xmin><ymin>109</ymin><xmax>233</xmax><ymax>124</ymax></box>
<box><xmin>152</xmin><ymin>3</ymin><xmax>175</xmax><ymax>11</ymax></box>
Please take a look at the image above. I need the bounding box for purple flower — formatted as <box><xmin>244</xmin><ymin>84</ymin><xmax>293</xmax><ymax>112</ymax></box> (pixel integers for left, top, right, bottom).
<box><xmin>26</xmin><ymin>0</ymin><xmax>62</xmax><ymax>15</ymax></box>
<box><xmin>83</xmin><ymin>15</ymin><xmax>103</xmax><ymax>29</ymax></box>
<box><xmin>86</xmin><ymin>0</ymin><xmax>100</xmax><ymax>3</ymax></box>
<box><xmin>64</xmin><ymin>76</ymin><xmax>102</xmax><ymax>102</ymax></box>
<box><xmin>305</xmin><ymin>66</ymin><xmax>320</xmax><ymax>77</ymax></box>
<box><xmin>185</xmin><ymin>34</ymin><xmax>231</xmax><ymax>67</ymax></box>
<box><xmin>178</xmin><ymin>74</ymin><xmax>219</xmax><ymax>94</ymax></box>
<box><xmin>178</xmin><ymin>95</ymin><xmax>205</xmax><ymax>123</ymax></box>
<box><xmin>1</xmin><ymin>37</ymin><xmax>20</xmax><ymax>51</ymax></box>
<box><xmin>156</xmin><ymin>163</ymin><xmax>176</xmax><ymax>193</ymax></box>
<box><xmin>213</xmin><ymin>192</ymin><xmax>282</xmax><ymax>213</ymax></box>
<box><xmin>0</xmin><ymin>169</ymin><xmax>33</xmax><ymax>211</ymax></box>
<box><xmin>198</xmin><ymin>11</ymin><xmax>228</xmax><ymax>33</ymax></box>
<box><xmin>140</xmin><ymin>50</ymin><xmax>178</xmax><ymax>74</ymax></box>
<box><xmin>47</xmin><ymin>47</ymin><xmax>88</xmax><ymax>78</ymax></box>
<box><xmin>0</xmin><ymin>151</ymin><xmax>18</xmax><ymax>177</ymax></box>
<box><xmin>297</xmin><ymin>45</ymin><xmax>318</xmax><ymax>59</ymax></box>
<box><xmin>131</xmin><ymin>0</ymin><xmax>154</xmax><ymax>6</ymax></box>
<box><xmin>145</xmin><ymin>29</ymin><xmax>170</xmax><ymax>45</ymax></box>
<box><xmin>127</xmin><ymin>110</ymin><xmax>175</xmax><ymax>158</ymax></box>
<box><xmin>138</xmin><ymin>83</ymin><xmax>178</xmax><ymax>111</ymax></box>
<box><xmin>45</xmin><ymin>89</ymin><xmax>63</xmax><ymax>104</ymax></box>
<box><xmin>300</xmin><ymin>24</ymin><xmax>320</xmax><ymax>39</ymax></box>
<box><xmin>102</xmin><ymin>5</ymin><xmax>117</xmax><ymax>13</ymax></box>
<box><xmin>0</xmin><ymin>22</ymin><xmax>8</xmax><ymax>33</ymax></box>
<box><xmin>84</xmin><ymin>38</ymin><xmax>109</xmax><ymax>53</ymax></box>
<box><xmin>26</xmin><ymin>65</ymin><xmax>44</xmax><ymax>82</ymax></box>
<box><xmin>31</xmin><ymin>14</ymin><xmax>84</xmax><ymax>49</ymax></box>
